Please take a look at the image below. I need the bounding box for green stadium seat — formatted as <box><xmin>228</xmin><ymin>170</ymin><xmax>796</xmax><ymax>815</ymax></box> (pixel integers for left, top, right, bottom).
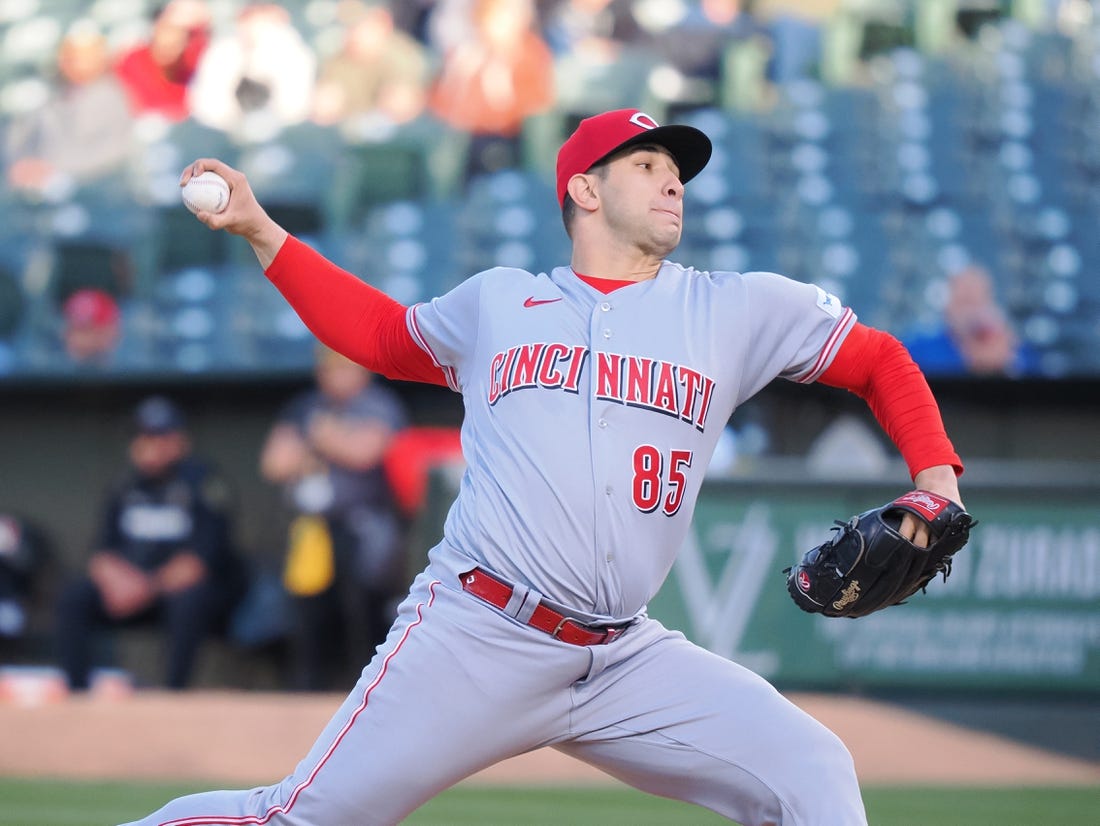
<box><xmin>0</xmin><ymin>266</ymin><xmax>24</xmax><ymax>340</ymax></box>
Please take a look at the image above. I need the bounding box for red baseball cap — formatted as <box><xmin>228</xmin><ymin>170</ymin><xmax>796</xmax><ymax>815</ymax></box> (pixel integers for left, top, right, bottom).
<box><xmin>62</xmin><ymin>288</ymin><xmax>119</xmax><ymax>327</ymax></box>
<box><xmin>555</xmin><ymin>109</ymin><xmax>712</xmax><ymax>206</ymax></box>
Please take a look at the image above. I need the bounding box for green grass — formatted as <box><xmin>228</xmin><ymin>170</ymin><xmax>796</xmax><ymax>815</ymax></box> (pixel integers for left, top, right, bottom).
<box><xmin>861</xmin><ymin>785</ymin><xmax>1100</xmax><ymax>826</ymax></box>
<box><xmin>0</xmin><ymin>778</ymin><xmax>1097</xmax><ymax>825</ymax></box>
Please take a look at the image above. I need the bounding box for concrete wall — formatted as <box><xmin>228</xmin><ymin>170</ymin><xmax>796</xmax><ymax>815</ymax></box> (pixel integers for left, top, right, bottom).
<box><xmin>1</xmin><ymin>375</ymin><xmax>1096</xmax><ymax>686</ymax></box>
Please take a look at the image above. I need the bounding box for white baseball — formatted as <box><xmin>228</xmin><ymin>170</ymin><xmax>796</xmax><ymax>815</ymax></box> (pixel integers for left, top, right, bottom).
<box><xmin>182</xmin><ymin>171</ymin><xmax>231</xmax><ymax>215</ymax></box>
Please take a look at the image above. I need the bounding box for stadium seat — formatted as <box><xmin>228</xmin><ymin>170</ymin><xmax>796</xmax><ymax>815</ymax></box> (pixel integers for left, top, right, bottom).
<box><xmin>0</xmin><ymin>266</ymin><xmax>24</xmax><ymax>340</ymax></box>
<box><xmin>46</xmin><ymin>241</ymin><xmax>132</xmax><ymax>306</ymax></box>
<box><xmin>147</xmin><ymin>203</ymin><xmax>231</xmax><ymax>278</ymax></box>
<box><xmin>329</xmin><ymin>138</ymin><xmax>432</xmax><ymax>233</ymax></box>
<box><xmin>129</xmin><ymin>116</ymin><xmax>240</xmax><ymax>208</ymax></box>
<box><xmin>452</xmin><ymin>169</ymin><xmax>568</xmax><ymax>279</ymax></box>
<box><xmin>0</xmin><ymin>11</ymin><xmax>1092</xmax><ymax>383</ymax></box>
<box><xmin>719</xmin><ymin>34</ymin><xmax>772</xmax><ymax>113</ymax></box>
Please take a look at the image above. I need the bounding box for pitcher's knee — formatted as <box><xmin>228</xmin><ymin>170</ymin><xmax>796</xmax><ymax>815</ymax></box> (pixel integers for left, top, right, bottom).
<box><xmin>809</xmin><ymin>726</ymin><xmax>858</xmax><ymax>781</ymax></box>
<box><xmin>783</xmin><ymin>727</ymin><xmax>865</xmax><ymax>825</ymax></box>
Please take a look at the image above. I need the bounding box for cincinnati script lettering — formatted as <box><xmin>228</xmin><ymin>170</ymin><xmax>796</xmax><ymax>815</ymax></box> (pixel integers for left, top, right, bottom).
<box><xmin>487</xmin><ymin>343</ymin><xmax>716</xmax><ymax>431</ymax></box>
<box><xmin>487</xmin><ymin>343</ymin><xmax>589</xmax><ymax>404</ymax></box>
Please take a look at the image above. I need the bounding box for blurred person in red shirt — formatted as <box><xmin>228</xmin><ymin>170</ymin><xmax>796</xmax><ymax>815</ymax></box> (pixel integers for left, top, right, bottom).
<box><xmin>428</xmin><ymin>0</ymin><xmax>554</xmax><ymax>178</ymax></box>
<box><xmin>114</xmin><ymin>0</ymin><xmax>211</xmax><ymax>121</ymax></box>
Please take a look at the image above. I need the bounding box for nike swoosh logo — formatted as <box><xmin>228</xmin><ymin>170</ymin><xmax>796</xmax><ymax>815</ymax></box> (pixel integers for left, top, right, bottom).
<box><xmin>523</xmin><ymin>296</ymin><xmax>562</xmax><ymax>308</ymax></box>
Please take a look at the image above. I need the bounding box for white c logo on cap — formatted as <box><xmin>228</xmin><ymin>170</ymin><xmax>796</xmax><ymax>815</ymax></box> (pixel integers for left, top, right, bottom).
<box><xmin>629</xmin><ymin>112</ymin><xmax>660</xmax><ymax>130</ymax></box>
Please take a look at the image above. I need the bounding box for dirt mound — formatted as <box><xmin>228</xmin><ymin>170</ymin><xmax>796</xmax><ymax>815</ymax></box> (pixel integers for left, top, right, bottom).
<box><xmin>1</xmin><ymin>690</ymin><xmax>1097</xmax><ymax>787</ymax></box>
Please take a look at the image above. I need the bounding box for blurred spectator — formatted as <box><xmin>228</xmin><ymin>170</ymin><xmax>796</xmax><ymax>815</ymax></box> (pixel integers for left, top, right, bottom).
<box><xmin>423</xmin><ymin>0</ymin><xmax>478</xmax><ymax>54</ymax></box>
<box><xmin>652</xmin><ymin>0</ymin><xmax>760</xmax><ymax>84</ymax></box>
<box><xmin>0</xmin><ymin>514</ymin><xmax>49</xmax><ymax>647</ymax></box>
<box><xmin>902</xmin><ymin>265</ymin><xmax>1039</xmax><ymax>377</ymax></box>
<box><xmin>754</xmin><ymin>0</ymin><xmax>838</xmax><ymax>84</ymax></box>
<box><xmin>428</xmin><ymin>0</ymin><xmax>555</xmax><ymax>178</ymax></box>
<box><xmin>311</xmin><ymin>1</ymin><xmax>431</xmax><ymax>129</ymax></box>
<box><xmin>541</xmin><ymin>0</ymin><xmax>649</xmax><ymax>59</ymax></box>
<box><xmin>260</xmin><ymin>346</ymin><xmax>408</xmax><ymax>691</ymax></box>
<box><xmin>540</xmin><ymin>0</ymin><xmax>653</xmax><ymax>131</ymax></box>
<box><xmin>60</xmin><ymin>288</ymin><xmax>121</xmax><ymax>366</ymax></box>
<box><xmin>55</xmin><ymin>396</ymin><xmax>243</xmax><ymax>690</ymax></box>
<box><xmin>189</xmin><ymin>4</ymin><xmax>316</xmax><ymax>138</ymax></box>
<box><xmin>391</xmin><ymin>0</ymin><xmax>441</xmax><ymax>44</ymax></box>
<box><xmin>646</xmin><ymin>0</ymin><xmax>767</xmax><ymax>115</ymax></box>
<box><xmin>114</xmin><ymin>0</ymin><xmax>211</xmax><ymax>121</ymax></box>
<box><xmin>4</xmin><ymin>20</ymin><xmax>134</xmax><ymax>198</ymax></box>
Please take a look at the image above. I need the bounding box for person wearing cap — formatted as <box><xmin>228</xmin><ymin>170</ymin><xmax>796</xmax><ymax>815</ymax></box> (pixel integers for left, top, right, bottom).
<box><xmin>55</xmin><ymin>395</ymin><xmax>243</xmax><ymax>691</ymax></box>
<box><xmin>136</xmin><ymin>109</ymin><xmax>966</xmax><ymax>824</ymax></box>
<box><xmin>60</xmin><ymin>288</ymin><xmax>121</xmax><ymax>365</ymax></box>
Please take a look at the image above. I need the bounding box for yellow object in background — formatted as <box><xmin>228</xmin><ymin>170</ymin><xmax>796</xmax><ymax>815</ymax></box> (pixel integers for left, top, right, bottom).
<box><xmin>283</xmin><ymin>515</ymin><xmax>335</xmax><ymax>596</ymax></box>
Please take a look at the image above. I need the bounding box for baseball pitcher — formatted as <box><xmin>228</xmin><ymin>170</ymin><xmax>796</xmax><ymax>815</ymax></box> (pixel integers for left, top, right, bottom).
<box><xmin>125</xmin><ymin>109</ymin><xmax>969</xmax><ymax>826</ymax></box>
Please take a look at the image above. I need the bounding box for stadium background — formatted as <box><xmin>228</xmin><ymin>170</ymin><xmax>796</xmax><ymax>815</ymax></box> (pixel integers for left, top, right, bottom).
<box><xmin>0</xmin><ymin>0</ymin><xmax>1097</xmax><ymax>820</ymax></box>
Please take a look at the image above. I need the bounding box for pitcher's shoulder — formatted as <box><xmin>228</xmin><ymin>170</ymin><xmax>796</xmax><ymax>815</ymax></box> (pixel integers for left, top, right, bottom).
<box><xmin>663</xmin><ymin>261</ymin><xmax>757</xmax><ymax>291</ymax></box>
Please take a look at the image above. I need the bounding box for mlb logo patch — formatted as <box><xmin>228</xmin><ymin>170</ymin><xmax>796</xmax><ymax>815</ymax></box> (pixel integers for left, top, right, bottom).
<box><xmin>814</xmin><ymin>287</ymin><xmax>842</xmax><ymax>319</ymax></box>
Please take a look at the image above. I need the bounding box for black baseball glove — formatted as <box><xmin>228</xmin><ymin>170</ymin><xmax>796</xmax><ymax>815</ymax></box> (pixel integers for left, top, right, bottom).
<box><xmin>785</xmin><ymin>490</ymin><xmax>974</xmax><ymax>618</ymax></box>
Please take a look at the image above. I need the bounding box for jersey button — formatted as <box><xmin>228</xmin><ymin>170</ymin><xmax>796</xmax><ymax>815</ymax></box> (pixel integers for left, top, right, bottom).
<box><xmin>598</xmin><ymin>419</ymin><xmax>608</xmax><ymax>428</ymax></box>
<box><xmin>602</xmin><ymin>329</ymin><xmax>612</xmax><ymax>339</ymax></box>
<box><xmin>600</xmin><ymin>302</ymin><xmax>611</xmax><ymax>312</ymax></box>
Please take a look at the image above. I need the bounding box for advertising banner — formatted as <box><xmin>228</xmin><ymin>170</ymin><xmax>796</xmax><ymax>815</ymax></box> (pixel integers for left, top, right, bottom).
<box><xmin>647</xmin><ymin>482</ymin><xmax>1100</xmax><ymax>692</ymax></box>
<box><xmin>420</xmin><ymin>470</ymin><xmax>1100</xmax><ymax>692</ymax></box>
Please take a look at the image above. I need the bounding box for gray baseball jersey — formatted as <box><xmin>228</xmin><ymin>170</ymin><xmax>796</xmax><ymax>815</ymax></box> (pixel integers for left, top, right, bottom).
<box><xmin>124</xmin><ymin>262</ymin><xmax>867</xmax><ymax>826</ymax></box>
<box><xmin>410</xmin><ymin>262</ymin><xmax>854</xmax><ymax>620</ymax></box>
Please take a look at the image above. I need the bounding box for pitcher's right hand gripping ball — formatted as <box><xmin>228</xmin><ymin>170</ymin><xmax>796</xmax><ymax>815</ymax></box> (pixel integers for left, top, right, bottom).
<box><xmin>785</xmin><ymin>491</ymin><xmax>975</xmax><ymax>618</ymax></box>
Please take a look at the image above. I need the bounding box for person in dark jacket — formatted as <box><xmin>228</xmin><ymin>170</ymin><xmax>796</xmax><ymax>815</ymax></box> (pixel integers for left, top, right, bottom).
<box><xmin>55</xmin><ymin>395</ymin><xmax>242</xmax><ymax>690</ymax></box>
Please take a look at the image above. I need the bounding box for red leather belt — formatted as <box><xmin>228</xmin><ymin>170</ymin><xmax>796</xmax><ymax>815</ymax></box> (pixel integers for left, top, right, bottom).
<box><xmin>460</xmin><ymin>568</ymin><xmax>629</xmax><ymax>646</ymax></box>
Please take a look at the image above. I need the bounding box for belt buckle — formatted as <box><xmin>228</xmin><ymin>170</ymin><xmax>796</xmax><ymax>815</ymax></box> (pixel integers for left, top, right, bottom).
<box><xmin>550</xmin><ymin>615</ymin><xmax>601</xmax><ymax>645</ymax></box>
<box><xmin>549</xmin><ymin>615</ymin><xmax>572</xmax><ymax>639</ymax></box>
<box><xmin>553</xmin><ymin>616</ymin><xmax>618</xmax><ymax>646</ymax></box>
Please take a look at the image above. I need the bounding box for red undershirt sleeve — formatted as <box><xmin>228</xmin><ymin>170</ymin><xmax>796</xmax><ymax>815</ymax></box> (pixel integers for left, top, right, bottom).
<box><xmin>818</xmin><ymin>322</ymin><xmax>964</xmax><ymax>479</ymax></box>
<box><xmin>263</xmin><ymin>235</ymin><xmax>449</xmax><ymax>387</ymax></box>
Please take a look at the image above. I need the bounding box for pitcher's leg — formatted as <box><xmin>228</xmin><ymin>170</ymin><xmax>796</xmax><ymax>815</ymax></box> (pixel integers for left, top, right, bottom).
<box><xmin>123</xmin><ymin>573</ymin><xmax>588</xmax><ymax>826</ymax></box>
<box><xmin>560</xmin><ymin>624</ymin><xmax>866</xmax><ymax>826</ymax></box>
